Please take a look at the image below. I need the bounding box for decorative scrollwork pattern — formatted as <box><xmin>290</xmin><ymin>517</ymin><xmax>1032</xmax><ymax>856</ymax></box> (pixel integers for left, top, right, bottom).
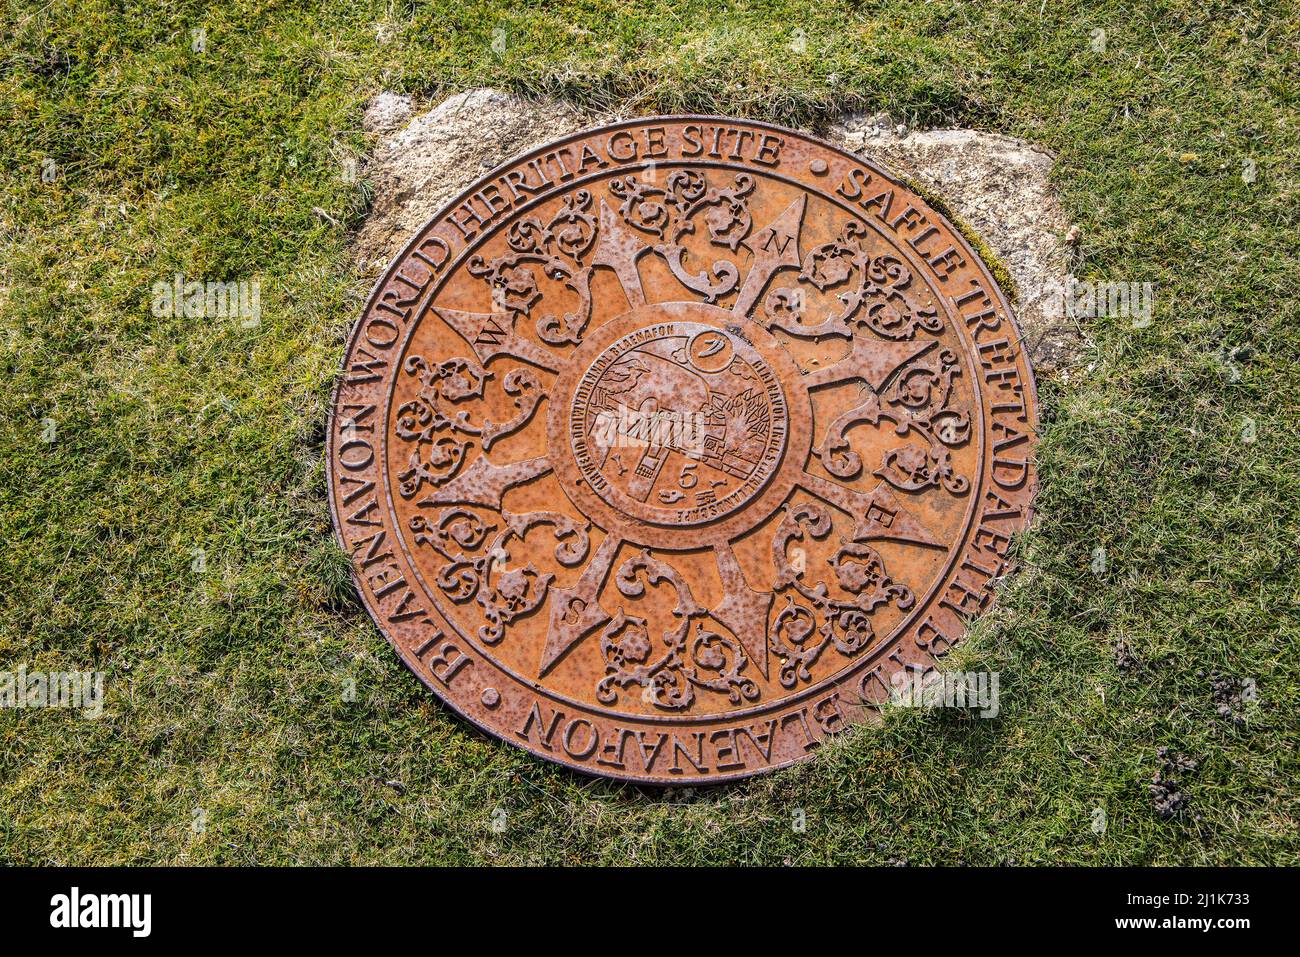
<box><xmin>608</xmin><ymin>170</ymin><xmax>756</xmax><ymax>302</ymax></box>
<box><xmin>468</xmin><ymin>190</ymin><xmax>599</xmax><ymax>345</ymax></box>
<box><xmin>767</xmin><ymin>503</ymin><xmax>915</xmax><ymax>689</ymax></box>
<box><xmin>761</xmin><ymin>220</ymin><xmax>942</xmax><ymax>340</ymax></box>
<box><xmin>394</xmin><ymin>355</ymin><xmax>544</xmax><ymax>499</ymax></box>
<box><xmin>596</xmin><ymin>550</ymin><xmax>760</xmax><ymax>710</ymax></box>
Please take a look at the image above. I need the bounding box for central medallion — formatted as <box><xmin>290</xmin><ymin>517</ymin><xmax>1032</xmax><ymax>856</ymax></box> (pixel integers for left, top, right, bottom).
<box><xmin>555</xmin><ymin>303</ymin><xmax>799</xmax><ymax>542</ymax></box>
<box><xmin>327</xmin><ymin>116</ymin><xmax>1039</xmax><ymax>784</ymax></box>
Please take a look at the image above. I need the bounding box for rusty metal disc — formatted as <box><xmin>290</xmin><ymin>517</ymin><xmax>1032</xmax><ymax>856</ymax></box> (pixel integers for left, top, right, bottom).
<box><xmin>327</xmin><ymin>117</ymin><xmax>1038</xmax><ymax>784</ymax></box>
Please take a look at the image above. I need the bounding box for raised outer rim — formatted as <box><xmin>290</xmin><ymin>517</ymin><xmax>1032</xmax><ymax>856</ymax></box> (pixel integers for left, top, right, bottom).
<box><xmin>325</xmin><ymin>112</ymin><xmax>1042</xmax><ymax>786</ymax></box>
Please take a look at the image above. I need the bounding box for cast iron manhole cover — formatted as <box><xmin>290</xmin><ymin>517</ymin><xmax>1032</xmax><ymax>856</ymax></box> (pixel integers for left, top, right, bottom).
<box><xmin>328</xmin><ymin>117</ymin><xmax>1038</xmax><ymax>783</ymax></box>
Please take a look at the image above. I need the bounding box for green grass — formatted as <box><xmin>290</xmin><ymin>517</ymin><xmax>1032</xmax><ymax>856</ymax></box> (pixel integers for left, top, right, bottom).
<box><xmin>1</xmin><ymin>0</ymin><xmax>1297</xmax><ymax>864</ymax></box>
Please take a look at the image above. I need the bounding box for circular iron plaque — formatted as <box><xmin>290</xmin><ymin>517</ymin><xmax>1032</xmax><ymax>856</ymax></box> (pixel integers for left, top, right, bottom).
<box><xmin>327</xmin><ymin>117</ymin><xmax>1038</xmax><ymax>784</ymax></box>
